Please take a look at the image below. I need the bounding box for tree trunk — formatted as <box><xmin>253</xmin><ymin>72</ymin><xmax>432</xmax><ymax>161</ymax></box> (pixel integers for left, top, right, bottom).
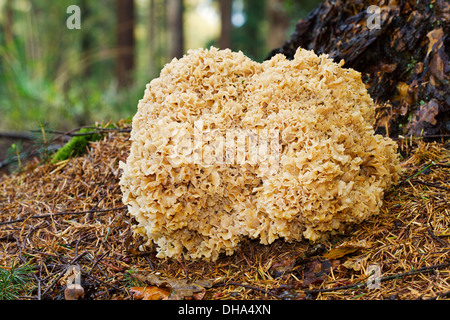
<box><xmin>219</xmin><ymin>0</ymin><xmax>232</xmax><ymax>49</ymax></box>
<box><xmin>116</xmin><ymin>0</ymin><xmax>135</xmax><ymax>88</ymax></box>
<box><xmin>267</xmin><ymin>0</ymin><xmax>450</xmax><ymax>139</ymax></box>
<box><xmin>266</xmin><ymin>0</ymin><xmax>289</xmax><ymax>49</ymax></box>
<box><xmin>81</xmin><ymin>0</ymin><xmax>93</xmax><ymax>77</ymax></box>
<box><xmin>4</xmin><ymin>0</ymin><xmax>14</xmax><ymax>44</ymax></box>
<box><xmin>233</xmin><ymin>0</ymin><xmax>267</xmax><ymax>61</ymax></box>
<box><xmin>168</xmin><ymin>0</ymin><xmax>184</xmax><ymax>59</ymax></box>
<box><xmin>148</xmin><ymin>0</ymin><xmax>155</xmax><ymax>77</ymax></box>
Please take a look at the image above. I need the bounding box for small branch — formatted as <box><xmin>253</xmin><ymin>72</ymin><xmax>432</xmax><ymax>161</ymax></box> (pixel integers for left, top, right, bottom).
<box><xmin>411</xmin><ymin>179</ymin><xmax>450</xmax><ymax>192</ymax></box>
<box><xmin>395</xmin><ymin>161</ymin><xmax>437</xmax><ymax>186</ymax></box>
<box><xmin>423</xmin><ymin>290</ymin><xmax>450</xmax><ymax>300</ymax></box>
<box><xmin>33</xmin><ymin>127</ymin><xmax>131</xmax><ymax>137</ymax></box>
<box><xmin>213</xmin><ymin>280</ymin><xmax>281</xmax><ymax>298</ymax></box>
<box><xmin>304</xmin><ymin>261</ymin><xmax>450</xmax><ymax>295</ymax></box>
<box><xmin>0</xmin><ymin>206</ymin><xmax>127</xmax><ymax>226</ymax></box>
<box><xmin>304</xmin><ymin>279</ymin><xmax>366</xmax><ymax>295</ymax></box>
<box><xmin>427</xmin><ymin>227</ymin><xmax>448</xmax><ymax>246</ymax></box>
<box><xmin>0</xmin><ymin>131</ymin><xmax>33</xmax><ymax>140</ymax></box>
<box><xmin>393</xmin><ymin>134</ymin><xmax>450</xmax><ymax>140</ymax></box>
<box><xmin>41</xmin><ymin>251</ymin><xmax>88</xmax><ymax>298</ymax></box>
<box><xmin>378</xmin><ymin>262</ymin><xmax>450</xmax><ymax>282</ymax></box>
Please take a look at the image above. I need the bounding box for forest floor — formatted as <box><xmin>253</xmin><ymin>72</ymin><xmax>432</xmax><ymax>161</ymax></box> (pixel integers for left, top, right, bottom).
<box><xmin>0</xmin><ymin>122</ymin><xmax>449</xmax><ymax>300</ymax></box>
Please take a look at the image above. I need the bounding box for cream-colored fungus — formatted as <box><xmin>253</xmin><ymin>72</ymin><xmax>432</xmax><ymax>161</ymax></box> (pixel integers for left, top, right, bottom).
<box><xmin>119</xmin><ymin>47</ymin><xmax>400</xmax><ymax>261</ymax></box>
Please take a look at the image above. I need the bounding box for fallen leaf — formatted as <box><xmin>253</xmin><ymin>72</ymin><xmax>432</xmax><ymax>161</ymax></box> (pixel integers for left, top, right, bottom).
<box><xmin>379</xmin><ymin>63</ymin><xmax>397</xmax><ymax>73</ymax></box>
<box><xmin>192</xmin><ymin>289</ymin><xmax>206</xmax><ymax>300</ymax></box>
<box><xmin>131</xmin><ymin>273</ymin><xmax>212</xmax><ymax>300</ymax></box>
<box><xmin>419</xmin><ymin>99</ymin><xmax>440</xmax><ymax>125</ymax></box>
<box><xmin>342</xmin><ymin>257</ymin><xmax>365</xmax><ymax>271</ymax></box>
<box><xmin>424</xmin><ymin>28</ymin><xmax>450</xmax><ymax>87</ymax></box>
<box><xmin>324</xmin><ymin>240</ymin><xmax>371</xmax><ymax>259</ymax></box>
<box><xmin>393</xmin><ymin>82</ymin><xmax>409</xmax><ymax>102</ymax></box>
<box><xmin>269</xmin><ymin>258</ymin><xmax>296</xmax><ymax>278</ymax></box>
<box><xmin>130</xmin><ymin>286</ymin><xmax>170</xmax><ymax>300</ymax></box>
<box><xmin>426</xmin><ymin>28</ymin><xmax>443</xmax><ymax>56</ymax></box>
<box><xmin>298</xmin><ymin>258</ymin><xmax>340</xmax><ymax>287</ymax></box>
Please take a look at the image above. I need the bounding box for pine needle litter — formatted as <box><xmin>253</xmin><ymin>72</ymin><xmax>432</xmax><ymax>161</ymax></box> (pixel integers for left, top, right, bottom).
<box><xmin>1</xmin><ymin>123</ymin><xmax>448</xmax><ymax>300</ymax></box>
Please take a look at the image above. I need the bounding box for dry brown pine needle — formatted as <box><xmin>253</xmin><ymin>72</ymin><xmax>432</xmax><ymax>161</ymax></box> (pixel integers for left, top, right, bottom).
<box><xmin>0</xmin><ymin>127</ymin><xmax>449</xmax><ymax>300</ymax></box>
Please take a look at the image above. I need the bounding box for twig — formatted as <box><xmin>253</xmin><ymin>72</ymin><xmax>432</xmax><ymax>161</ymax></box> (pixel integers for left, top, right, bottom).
<box><xmin>0</xmin><ymin>131</ymin><xmax>33</xmax><ymax>140</ymax></box>
<box><xmin>378</xmin><ymin>262</ymin><xmax>450</xmax><ymax>282</ymax></box>
<box><xmin>98</xmin><ymin>260</ymin><xmax>125</xmax><ymax>272</ymax></box>
<box><xmin>0</xmin><ymin>206</ymin><xmax>127</xmax><ymax>226</ymax></box>
<box><xmin>34</xmin><ymin>271</ymin><xmax>42</xmax><ymax>300</ymax></box>
<box><xmin>33</xmin><ymin>127</ymin><xmax>131</xmax><ymax>137</ymax></box>
<box><xmin>304</xmin><ymin>261</ymin><xmax>450</xmax><ymax>295</ymax></box>
<box><xmin>144</xmin><ymin>255</ymin><xmax>155</xmax><ymax>272</ymax></box>
<box><xmin>304</xmin><ymin>278</ymin><xmax>366</xmax><ymax>295</ymax></box>
<box><xmin>41</xmin><ymin>251</ymin><xmax>88</xmax><ymax>298</ymax></box>
<box><xmin>86</xmin><ymin>193</ymin><xmax>108</xmax><ymax>221</ymax></box>
<box><xmin>84</xmin><ymin>272</ymin><xmax>122</xmax><ymax>291</ymax></box>
<box><xmin>427</xmin><ymin>227</ymin><xmax>447</xmax><ymax>246</ymax></box>
<box><xmin>396</xmin><ymin>161</ymin><xmax>436</xmax><ymax>186</ymax></box>
<box><xmin>423</xmin><ymin>290</ymin><xmax>450</xmax><ymax>300</ymax></box>
<box><xmin>85</xmin><ymin>251</ymin><xmax>109</xmax><ymax>279</ymax></box>
<box><xmin>213</xmin><ymin>280</ymin><xmax>281</xmax><ymax>298</ymax></box>
<box><xmin>411</xmin><ymin>179</ymin><xmax>450</xmax><ymax>192</ymax></box>
<box><xmin>432</xmin><ymin>163</ymin><xmax>450</xmax><ymax>168</ymax></box>
<box><xmin>177</xmin><ymin>258</ymin><xmax>190</xmax><ymax>280</ymax></box>
<box><xmin>394</xmin><ymin>134</ymin><xmax>450</xmax><ymax>140</ymax></box>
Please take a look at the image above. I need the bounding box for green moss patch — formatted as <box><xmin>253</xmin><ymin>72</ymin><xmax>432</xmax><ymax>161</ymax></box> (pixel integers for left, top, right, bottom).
<box><xmin>52</xmin><ymin>127</ymin><xmax>102</xmax><ymax>162</ymax></box>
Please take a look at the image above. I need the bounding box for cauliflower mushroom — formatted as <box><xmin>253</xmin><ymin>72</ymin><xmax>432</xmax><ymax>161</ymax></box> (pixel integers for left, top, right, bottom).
<box><xmin>119</xmin><ymin>47</ymin><xmax>401</xmax><ymax>261</ymax></box>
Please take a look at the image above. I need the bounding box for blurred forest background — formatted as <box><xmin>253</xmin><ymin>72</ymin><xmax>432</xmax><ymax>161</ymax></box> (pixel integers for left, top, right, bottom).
<box><xmin>0</xmin><ymin>0</ymin><xmax>322</xmax><ymax>133</ymax></box>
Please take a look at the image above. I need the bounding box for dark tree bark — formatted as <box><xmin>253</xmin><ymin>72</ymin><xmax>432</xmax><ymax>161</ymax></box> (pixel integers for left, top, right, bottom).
<box><xmin>116</xmin><ymin>0</ymin><xmax>135</xmax><ymax>88</ymax></box>
<box><xmin>168</xmin><ymin>0</ymin><xmax>184</xmax><ymax>59</ymax></box>
<box><xmin>267</xmin><ymin>0</ymin><xmax>450</xmax><ymax>139</ymax></box>
<box><xmin>219</xmin><ymin>0</ymin><xmax>232</xmax><ymax>49</ymax></box>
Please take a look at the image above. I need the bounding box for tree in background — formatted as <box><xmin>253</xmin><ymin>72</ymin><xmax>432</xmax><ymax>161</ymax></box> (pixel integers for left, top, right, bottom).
<box><xmin>219</xmin><ymin>0</ymin><xmax>232</xmax><ymax>49</ymax></box>
<box><xmin>116</xmin><ymin>0</ymin><xmax>135</xmax><ymax>88</ymax></box>
<box><xmin>266</xmin><ymin>0</ymin><xmax>289</xmax><ymax>49</ymax></box>
<box><xmin>168</xmin><ymin>0</ymin><xmax>184</xmax><ymax>58</ymax></box>
<box><xmin>80</xmin><ymin>0</ymin><xmax>93</xmax><ymax>78</ymax></box>
<box><xmin>3</xmin><ymin>0</ymin><xmax>13</xmax><ymax>45</ymax></box>
<box><xmin>148</xmin><ymin>0</ymin><xmax>156</xmax><ymax>75</ymax></box>
<box><xmin>232</xmin><ymin>0</ymin><xmax>267</xmax><ymax>61</ymax></box>
<box><xmin>0</xmin><ymin>0</ymin><xmax>324</xmax><ymax>132</ymax></box>
<box><xmin>146</xmin><ymin>0</ymin><xmax>170</xmax><ymax>79</ymax></box>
